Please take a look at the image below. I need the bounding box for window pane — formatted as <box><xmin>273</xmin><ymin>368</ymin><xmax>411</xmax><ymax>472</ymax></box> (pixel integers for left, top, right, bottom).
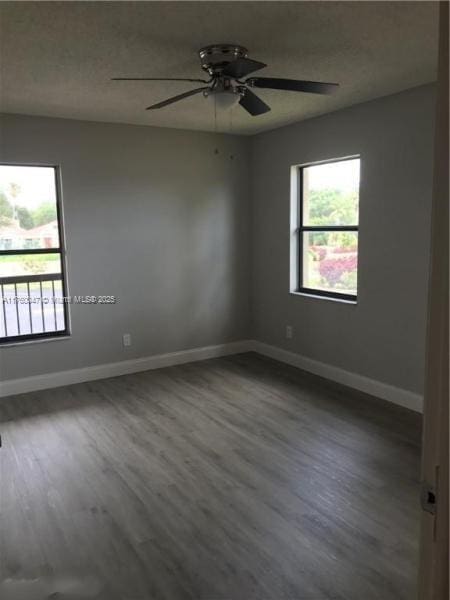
<box><xmin>0</xmin><ymin>165</ymin><xmax>60</xmax><ymax>250</ymax></box>
<box><xmin>0</xmin><ymin>279</ymin><xmax>66</xmax><ymax>338</ymax></box>
<box><xmin>0</xmin><ymin>253</ymin><xmax>61</xmax><ymax>278</ymax></box>
<box><xmin>302</xmin><ymin>231</ymin><xmax>358</xmax><ymax>296</ymax></box>
<box><xmin>303</xmin><ymin>159</ymin><xmax>360</xmax><ymax>226</ymax></box>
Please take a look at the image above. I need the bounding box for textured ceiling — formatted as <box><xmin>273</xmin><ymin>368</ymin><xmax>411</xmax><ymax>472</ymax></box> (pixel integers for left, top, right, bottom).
<box><xmin>0</xmin><ymin>1</ymin><xmax>439</xmax><ymax>135</ymax></box>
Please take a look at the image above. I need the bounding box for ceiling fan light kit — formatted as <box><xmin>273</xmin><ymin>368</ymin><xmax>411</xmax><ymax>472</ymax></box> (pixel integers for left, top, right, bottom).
<box><xmin>112</xmin><ymin>43</ymin><xmax>339</xmax><ymax>116</ymax></box>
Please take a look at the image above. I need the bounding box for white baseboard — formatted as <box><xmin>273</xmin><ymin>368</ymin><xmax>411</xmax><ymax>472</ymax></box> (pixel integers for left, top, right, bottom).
<box><xmin>0</xmin><ymin>338</ymin><xmax>423</xmax><ymax>413</ymax></box>
<box><xmin>250</xmin><ymin>340</ymin><xmax>423</xmax><ymax>413</ymax></box>
<box><xmin>0</xmin><ymin>340</ymin><xmax>253</xmax><ymax>398</ymax></box>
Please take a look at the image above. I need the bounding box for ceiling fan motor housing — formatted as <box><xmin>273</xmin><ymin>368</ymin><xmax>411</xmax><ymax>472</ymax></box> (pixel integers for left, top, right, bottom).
<box><xmin>198</xmin><ymin>44</ymin><xmax>248</xmax><ymax>76</ymax></box>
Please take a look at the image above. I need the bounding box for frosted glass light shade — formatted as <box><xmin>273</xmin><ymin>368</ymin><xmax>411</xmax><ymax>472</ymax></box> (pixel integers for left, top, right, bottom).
<box><xmin>208</xmin><ymin>91</ymin><xmax>240</xmax><ymax>110</ymax></box>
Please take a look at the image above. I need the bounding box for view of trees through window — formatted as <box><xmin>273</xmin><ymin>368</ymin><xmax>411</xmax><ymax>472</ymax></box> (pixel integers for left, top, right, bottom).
<box><xmin>300</xmin><ymin>158</ymin><xmax>359</xmax><ymax>298</ymax></box>
<box><xmin>0</xmin><ymin>165</ymin><xmax>67</xmax><ymax>341</ymax></box>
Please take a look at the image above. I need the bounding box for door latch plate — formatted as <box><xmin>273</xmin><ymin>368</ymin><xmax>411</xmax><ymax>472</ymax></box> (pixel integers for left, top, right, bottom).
<box><xmin>421</xmin><ymin>481</ymin><xmax>437</xmax><ymax>515</ymax></box>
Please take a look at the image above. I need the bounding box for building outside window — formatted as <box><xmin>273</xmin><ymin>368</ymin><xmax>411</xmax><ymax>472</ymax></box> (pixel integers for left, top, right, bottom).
<box><xmin>0</xmin><ymin>164</ymin><xmax>69</xmax><ymax>343</ymax></box>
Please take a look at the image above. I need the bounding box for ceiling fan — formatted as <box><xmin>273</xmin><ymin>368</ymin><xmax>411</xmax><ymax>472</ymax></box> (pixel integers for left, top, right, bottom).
<box><xmin>112</xmin><ymin>44</ymin><xmax>339</xmax><ymax>116</ymax></box>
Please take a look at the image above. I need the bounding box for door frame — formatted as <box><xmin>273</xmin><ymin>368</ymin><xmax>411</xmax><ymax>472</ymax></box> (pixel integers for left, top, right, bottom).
<box><xmin>417</xmin><ymin>3</ymin><xmax>449</xmax><ymax>599</ymax></box>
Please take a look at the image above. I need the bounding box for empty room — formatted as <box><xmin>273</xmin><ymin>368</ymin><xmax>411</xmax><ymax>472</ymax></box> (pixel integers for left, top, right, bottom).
<box><xmin>0</xmin><ymin>2</ymin><xmax>448</xmax><ymax>600</ymax></box>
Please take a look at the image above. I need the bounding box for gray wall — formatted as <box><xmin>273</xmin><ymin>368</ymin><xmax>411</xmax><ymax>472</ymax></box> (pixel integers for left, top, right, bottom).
<box><xmin>0</xmin><ymin>85</ymin><xmax>436</xmax><ymax>395</ymax></box>
<box><xmin>250</xmin><ymin>84</ymin><xmax>436</xmax><ymax>395</ymax></box>
<box><xmin>0</xmin><ymin>115</ymin><xmax>251</xmax><ymax>379</ymax></box>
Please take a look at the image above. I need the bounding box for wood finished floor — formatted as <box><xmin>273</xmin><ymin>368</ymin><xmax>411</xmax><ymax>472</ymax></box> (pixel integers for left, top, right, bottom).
<box><xmin>0</xmin><ymin>353</ymin><xmax>422</xmax><ymax>600</ymax></box>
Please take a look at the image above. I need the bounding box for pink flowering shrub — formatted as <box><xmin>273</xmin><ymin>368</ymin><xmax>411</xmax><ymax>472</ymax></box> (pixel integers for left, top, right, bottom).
<box><xmin>319</xmin><ymin>254</ymin><xmax>357</xmax><ymax>286</ymax></box>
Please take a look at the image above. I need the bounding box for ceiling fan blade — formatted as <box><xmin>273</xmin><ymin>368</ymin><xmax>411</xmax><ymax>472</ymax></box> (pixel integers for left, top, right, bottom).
<box><xmin>248</xmin><ymin>77</ymin><xmax>339</xmax><ymax>95</ymax></box>
<box><xmin>112</xmin><ymin>77</ymin><xmax>210</xmax><ymax>83</ymax></box>
<box><xmin>222</xmin><ymin>57</ymin><xmax>267</xmax><ymax>79</ymax></box>
<box><xmin>146</xmin><ymin>86</ymin><xmax>208</xmax><ymax>110</ymax></box>
<box><xmin>239</xmin><ymin>88</ymin><xmax>271</xmax><ymax>116</ymax></box>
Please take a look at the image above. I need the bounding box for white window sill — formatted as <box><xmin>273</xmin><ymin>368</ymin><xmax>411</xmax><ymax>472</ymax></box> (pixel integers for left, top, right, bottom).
<box><xmin>290</xmin><ymin>291</ymin><xmax>357</xmax><ymax>305</ymax></box>
<box><xmin>0</xmin><ymin>335</ymin><xmax>71</xmax><ymax>348</ymax></box>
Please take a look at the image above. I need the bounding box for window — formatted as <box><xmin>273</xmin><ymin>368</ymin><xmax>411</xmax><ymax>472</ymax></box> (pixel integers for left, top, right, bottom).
<box><xmin>0</xmin><ymin>164</ymin><xmax>69</xmax><ymax>343</ymax></box>
<box><xmin>293</xmin><ymin>157</ymin><xmax>360</xmax><ymax>301</ymax></box>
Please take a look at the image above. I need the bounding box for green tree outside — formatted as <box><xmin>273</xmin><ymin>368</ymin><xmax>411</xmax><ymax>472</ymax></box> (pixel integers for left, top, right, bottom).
<box><xmin>307</xmin><ymin>188</ymin><xmax>358</xmax><ymax>248</ymax></box>
<box><xmin>32</xmin><ymin>202</ymin><xmax>57</xmax><ymax>226</ymax></box>
<box><xmin>0</xmin><ymin>192</ymin><xmax>13</xmax><ymax>225</ymax></box>
<box><xmin>16</xmin><ymin>206</ymin><xmax>35</xmax><ymax>229</ymax></box>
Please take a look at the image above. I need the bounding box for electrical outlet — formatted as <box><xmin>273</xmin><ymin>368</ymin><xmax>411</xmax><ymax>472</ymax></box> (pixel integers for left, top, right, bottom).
<box><xmin>123</xmin><ymin>333</ymin><xmax>131</xmax><ymax>347</ymax></box>
<box><xmin>286</xmin><ymin>325</ymin><xmax>293</xmax><ymax>339</ymax></box>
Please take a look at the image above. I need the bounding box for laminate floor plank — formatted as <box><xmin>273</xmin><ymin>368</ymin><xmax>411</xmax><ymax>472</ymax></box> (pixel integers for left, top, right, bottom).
<box><xmin>0</xmin><ymin>352</ymin><xmax>421</xmax><ymax>600</ymax></box>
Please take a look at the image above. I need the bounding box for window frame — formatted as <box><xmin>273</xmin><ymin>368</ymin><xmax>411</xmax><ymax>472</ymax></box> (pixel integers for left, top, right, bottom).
<box><xmin>296</xmin><ymin>156</ymin><xmax>360</xmax><ymax>302</ymax></box>
<box><xmin>0</xmin><ymin>163</ymin><xmax>70</xmax><ymax>344</ymax></box>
